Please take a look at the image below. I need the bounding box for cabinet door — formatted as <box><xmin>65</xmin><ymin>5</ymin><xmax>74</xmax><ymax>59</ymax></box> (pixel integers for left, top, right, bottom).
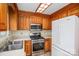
<box><xmin>44</xmin><ymin>38</ymin><xmax>51</xmax><ymax>53</ymax></box>
<box><xmin>24</xmin><ymin>40</ymin><xmax>32</xmax><ymax>56</ymax></box>
<box><xmin>9</xmin><ymin>4</ymin><xmax>18</xmax><ymax>31</ymax></box>
<box><xmin>61</xmin><ymin>10</ymin><xmax>68</xmax><ymax>18</ymax></box>
<box><xmin>18</xmin><ymin>15</ymin><xmax>26</xmax><ymax>30</ymax></box>
<box><xmin>0</xmin><ymin>4</ymin><xmax>8</xmax><ymax>31</ymax></box>
<box><xmin>18</xmin><ymin>16</ymin><xmax>30</xmax><ymax>30</ymax></box>
<box><xmin>30</xmin><ymin>16</ymin><xmax>42</xmax><ymax>24</ymax></box>
<box><xmin>36</xmin><ymin>17</ymin><xmax>42</xmax><ymax>24</ymax></box>
<box><xmin>9</xmin><ymin>13</ymin><xmax>17</xmax><ymax>30</ymax></box>
<box><xmin>43</xmin><ymin>17</ymin><xmax>51</xmax><ymax>30</ymax></box>
<box><xmin>68</xmin><ymin>4</ymin><xmax>79</xmax><ymax>16</ymax></box>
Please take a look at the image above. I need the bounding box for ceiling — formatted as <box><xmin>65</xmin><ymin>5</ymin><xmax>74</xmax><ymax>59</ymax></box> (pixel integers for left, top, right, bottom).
<box><xmin>17</xmin><ymin>3</ymin><xmax>70</xmax><ymax>15</ymax></box>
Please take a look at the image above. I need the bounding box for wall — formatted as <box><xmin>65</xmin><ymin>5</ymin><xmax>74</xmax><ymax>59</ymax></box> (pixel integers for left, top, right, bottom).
<box><xmin>50</xmin><ymin>3</ymin><xmax>79</xmax><ymax>21</ymax></box>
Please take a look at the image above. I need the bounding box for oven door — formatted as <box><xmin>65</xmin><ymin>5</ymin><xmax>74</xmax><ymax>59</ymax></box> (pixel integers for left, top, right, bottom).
<box><xmin>33</xmin><ymin>42</ymin><xmax>44</xmax><ymax>51</ymax></box>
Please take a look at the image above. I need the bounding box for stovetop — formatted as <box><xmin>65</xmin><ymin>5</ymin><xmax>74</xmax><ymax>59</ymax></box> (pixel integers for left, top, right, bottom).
<box><xmin>30</xmin><ymin>36</ymin><xmax>44</xmax><ymax>40</ymax></box>
<box><xmin>30</xmin><ymin>35</ymin><xmax>44</xmax><ymax>43</ymax></box>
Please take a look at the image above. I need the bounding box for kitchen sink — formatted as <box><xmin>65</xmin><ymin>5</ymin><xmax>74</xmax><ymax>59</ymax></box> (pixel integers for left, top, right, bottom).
<box><xmin>1</xmin><ymin>40</ymin><xmax>23</xmax><ymax>52</ymax></box>
<box><xmin>8</xmin><ymin>40</ymin><xmax>23</xmax><ymax>51</ymax></box>
<box><xmin>8</xmin><ymin>44</ymin><xmax>23</xmax><ymax>50</ymax></box>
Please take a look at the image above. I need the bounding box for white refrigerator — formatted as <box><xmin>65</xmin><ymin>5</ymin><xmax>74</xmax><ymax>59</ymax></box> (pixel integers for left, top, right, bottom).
<box><xmin>52</xmin><ymin>15</ymin><xmax>79</xmax><ymax>56</ymax></box>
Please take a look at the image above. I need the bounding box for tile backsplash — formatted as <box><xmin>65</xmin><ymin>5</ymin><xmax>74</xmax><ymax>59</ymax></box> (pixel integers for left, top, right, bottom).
<box><xmin>0</xmin><ymin>31</ymin><xmax>10</xmax><ymax>49</ymax></box>
<box><xmin>0</xmin><ymin>30</ymin><xmax>52</xmax><ymax>39</ymax></box>
<box><xmin>0</xmin><ymin>31</ymin><xmax>9</xmax><ymax>38</ymax></box>
<box><xmin>41</xmin><ymin>30</ymin><xmax>52</xmax><ymax>38</ymax></box>
<box><xmin>9</xmin><ymin>30</ymin><xmax>52</xmax><ymax>39</ymax></box>
<box><xmin>9</xmin><ymin>30</ymin><xmax>30</xmax><ymax>39</ymax></box>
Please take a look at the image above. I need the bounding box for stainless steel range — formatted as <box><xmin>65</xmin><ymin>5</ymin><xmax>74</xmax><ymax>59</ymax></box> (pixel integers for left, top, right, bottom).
<box><xmin>30</xmin><ymin>33</ymin><xmax>44</xmax><ymax>56</ymax></box>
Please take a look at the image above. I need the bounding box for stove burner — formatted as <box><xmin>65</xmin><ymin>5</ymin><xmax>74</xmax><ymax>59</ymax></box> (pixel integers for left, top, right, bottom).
<box><xmin>30</xmin><ymin>36</ymin><xmax>44</xmax><ymax>40</ymax></box>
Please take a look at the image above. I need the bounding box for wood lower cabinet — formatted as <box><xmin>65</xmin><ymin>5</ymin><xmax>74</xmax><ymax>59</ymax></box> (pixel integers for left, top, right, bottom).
<box><xmin>24</xmin><ymin>39</ymin><xmax>51</xmax><ymax>56</ymax></box>
<box><xmin>44</xmin><ymin>38</ymin><xmax>51</xmax><ymax>53</ymax></box>
<box><xmin>24</xmin><ymin>40</ymin><xmax>32</xmax><ymax>56</ymax></box>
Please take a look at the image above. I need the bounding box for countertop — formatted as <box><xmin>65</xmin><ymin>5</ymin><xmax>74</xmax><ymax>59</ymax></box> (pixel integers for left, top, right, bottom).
<box><xmin>13</xmin><ymin>38</ymin><xmax>31</xmax><ymax>41</ymax></box>
<box><xmin>0</xmin><ymin>49</ymin><xmax>25</xmax><ymax>56</ymax></box>
<box><xmin>13</xmin><ymin>36</ymin><xmax>52</xmax><ymax>41</ymax></box>
<box><xmin>43</xmin><ymin>37</ymin><xmax>52</xmax><ymax>39</ymax></box>
<box><xmin>0</xmin><ymin>49</ymin><xmax>51</xmax><ymax>56</ymax></box>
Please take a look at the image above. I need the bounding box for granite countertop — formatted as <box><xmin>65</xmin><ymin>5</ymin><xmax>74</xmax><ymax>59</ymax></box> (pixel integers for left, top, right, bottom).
<box><xmin>13</xmin><ymin>36</ymin><xmax>52</xmax><ymax>41</ymax></box>
<box><xmin>13</xmin><ymin>38</ymin><xmax>31</xmax><ymax>41</ymax></box>
<box><xmin>43</xmin><ymin>37</ymin><xmax>52</xmax><ymax>39</ymax></box>
<box><xmin>0</xmin><ymin>49</ymin><xmax>25</xmax><ymax>56</ymax></box>
<box><xmin>0</xmin><ymin>48</ymin><xmax>51</xmax><ymax>56</ymax></box>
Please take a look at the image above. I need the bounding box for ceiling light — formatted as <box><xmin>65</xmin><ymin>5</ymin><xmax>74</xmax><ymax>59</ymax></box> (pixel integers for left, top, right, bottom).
<box><xmin>46</xmin><ymin>3</ymin><xmax>51</xmax><ymax>5</ymax></box>
<box><xmin>40</xmin><ymin>4</ymin><xmax>45</xmax><ymax>8</ymax></box>
<box><xmin>36</xmin><ymin>3</ymin><xmax>52</xmax><ymax>13</ymax></box>
<box><xmin>44</xmin><ymin>5</ymin><xmax>48</xmax><ymax>8</ymax></box>
<box><xmin>37</xmin><ymin>10</ymin><xmax>40</xmax><ymax>12</ymax></box>
<box><xmin>38</xmin><ymin>8</ymin><xmax>42</xmax><ymax>10</ymax></box>
<box><xmin>39</xmin><ymin>9</ymin><xmax>45</xmax><ymax>12</ymax></box>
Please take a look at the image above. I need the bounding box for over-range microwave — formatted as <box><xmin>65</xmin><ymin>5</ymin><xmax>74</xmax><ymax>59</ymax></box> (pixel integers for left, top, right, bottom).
<box><xmin>30</xmin><ymin>24</ymin><xmax>42</xmax><ymax>31</ymax></box>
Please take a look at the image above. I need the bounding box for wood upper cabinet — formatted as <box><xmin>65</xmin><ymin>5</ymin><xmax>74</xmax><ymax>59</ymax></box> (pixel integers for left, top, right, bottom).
<box><xmin>9</xmin><ymin>3</ymin><xmax>18</xmax><ymax>31</ymax></box>
<box><xmin>0</xmin><ymin>3</ymin><xmax>18</xmax><ymax>31</ymax></box>
<box><xmin>43</xmin><ymin>17</ymin><xmax>51</xmax><ymax>30</ymax></box>
<box><xmin>18</xmin><ymin>15</ymin><xmax>30</xmax><ymax>30</ymax></box>
<box><xmin>68</xmin><ymin>4</ymin><xmax>79</xmax><ymax>16</ymax></box>
<box><xmin>58</xmin><ymin>9</ymin><xmax>68</xmax><ymax>18</ymax></box>
<box><xmin>18</xmin><ymin>15</ymin><xmax>43</xmax><ymax>30</ymax></box>
<box><xmin>9</xmin><ymin>12</ymin><xmax>18</xmax><ymax>31</ymax></box>
<box><xmin>51</xmin><ymin>3</ymin><xmax>79</xmax><ymax>21</ymax></box>
<box><xmin>18</xmin><ymin>11</ymin><xmax>51</xmax><ymax>30</ymax></box>
<box><xmin>24</xmin><ymin>40</ymin><xmax>32</xmax><ymax>56</ymax></box>
<box><xmin>18</xmin><ymin>15</ymin><xmax>51</xmax><ymax>30</ymax></box>
<box><xmin>51</xmin><ymin>8</ymin><xmax>68</xmax><ymax>21</ymax></box>
<box><xmin>30</xmin><ymin>16</ymin><xmax>51</xmax><ymax>30</ymax></box>
<box><xmin>44</xmin><ymin>38</ymin><xmax>51</xmax><ymax>53</ymax></box>
<box><xmin>0</xmin><ymin>3</ymin><xmax>8</xmax><ymax>31</ymax></box>
<box><xmin>30</xmin><ymin>16</ymin><xmax>42</xmax><ymax>24</ymax></box>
